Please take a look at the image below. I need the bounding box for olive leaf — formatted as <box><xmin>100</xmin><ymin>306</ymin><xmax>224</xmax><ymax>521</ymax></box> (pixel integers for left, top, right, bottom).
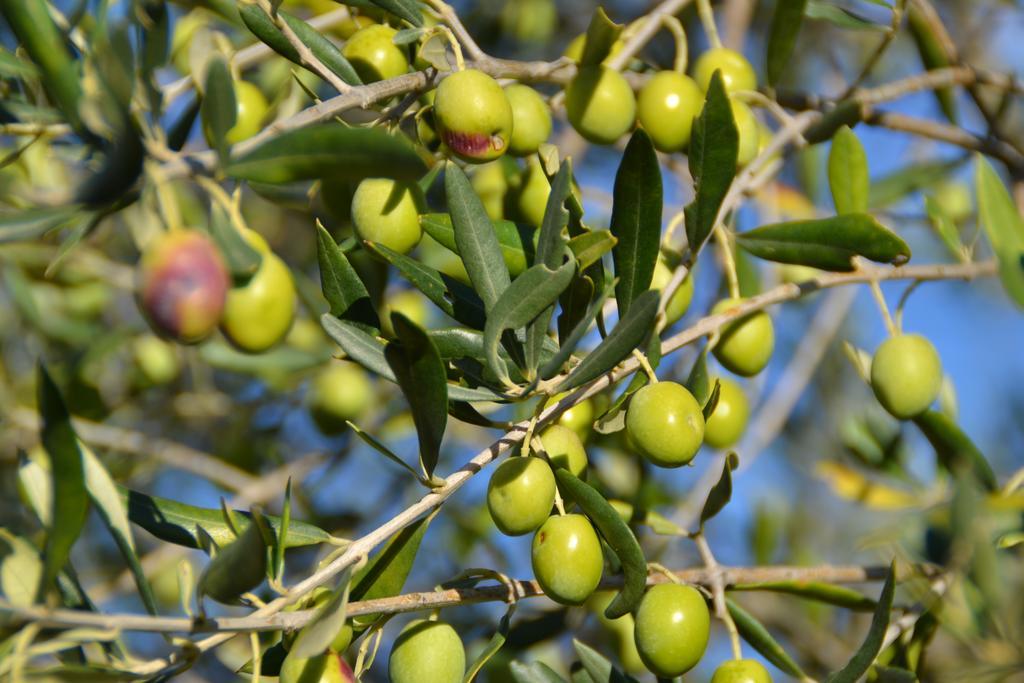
<box><xmin>829</xmin><ymin>126</ymin><xmax>870</xmax><ymax>215</ymax></box>
<box><xmin>907</xmin><ymin>4</ymin><xmax>958</xmax><ymax>123</ymax></box>
<box><xmin>766</xmin><ymin>0</ymin><xmax>808</xmax><ymax>85</ymax></box>
<box><xmin>289</xmin><ymin>566</ymin><xmax>353</xmax><ymax>659</ymax></box>
<box><xmin>573</xmin><ymin>639</ymin><xmax>642</xmax><ymax>683</ymax></box>
<box><xmin>578</xmin><ymin>7</ymin><xmax>624</xmax><ymax>67</ymax></box>
<box><xmin>610</xmin><ymin>129</ymin><xmax>661</xmax><ymax>315</ymax></box>
<box><xmin>421</xmin><ymin>213</ymin><xmax>535</xmax><ymax>277</ymax></box>
<box><xmin>198</xmin><ymin>506</ymin><xmax>272</xmax><ymax>605</ymax></box>
<box><xmin>317</xmin><ymin>221</ymin><xmax>379</xmax><ymax>332</ymax></box>
<box><xmin>913</xmin><ymin>410</ymin><xmax>997</xmax><ymax>492</ymax></box>
<box><xmin>200</xmin><ymin>56</ymin><xmax>235</xmax><ymax>165</ymax></box>
<box><xmin>728</xmin><ymin>597</ymin><xmax>808</xmax><ymax>678</ymax></box>
<box><xmin>975</xmin><ymin>154</ymin><xmax>1024</xmax><ymax>308</ymax></box>
<box><xmin>730</xmin><ymin>580</ymin><xmax>877</xmax><ymax>611</ymax></box>
<box><xmin>700</xmin><ymin>452</ymin><xmax>739</xmax><ymax>529</ymax></box>
<box><xmin>825</xmin><ymin>562</ymin><xmax>896</xmax><ymax>683</ymax></box>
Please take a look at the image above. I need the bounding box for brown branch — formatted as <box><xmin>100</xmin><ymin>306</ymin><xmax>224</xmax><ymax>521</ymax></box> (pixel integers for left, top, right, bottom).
<box><xmin>0</xmin><ymin>564</ymin><xmax>911</xmax><ymax>635</ymax></box>
<box><xmin>607</xmin><ymin>0</ymin><xmax>695</xmax><ymax>72</ymax></box>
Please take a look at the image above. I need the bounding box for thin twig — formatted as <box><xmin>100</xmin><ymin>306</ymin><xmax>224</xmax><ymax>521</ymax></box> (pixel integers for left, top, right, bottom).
<box><xmin>694</xmin><ymin>533</ymin><xmax>743</xmax><ymax>660</ymax></box>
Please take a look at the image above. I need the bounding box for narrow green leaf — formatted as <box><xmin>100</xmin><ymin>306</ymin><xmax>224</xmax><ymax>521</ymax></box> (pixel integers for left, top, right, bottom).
<box><xmin>560</xmin><ymin>290</ymin><xmax>660</xmax><ymax>392</ymax></box>
<box><xmin>685</xmin><ymin>72</ymin><xmax>738</xmax><ymax>255</ymax></box>
<box><xmin>198</xmin><ymin>507</ymin><xmax>270</xmax><ymax>604</ymax></box>
<box><xmin>825</xmin><ymin>562</ymin><xmax>896</xmax><ymax>683</ymax></box>
<box><xmin>367</xmin><ymin>241</ymin><xmax>487</xmax><ymax>329</ymax></box>
<box><xmin>273</xmin><ymin>479</ymin><xmax>291</xmax><ymax>581</ymax></box>
<box><xmin>767</xmin><ymin>0</ymin><xmax>809</xmax><ymax>85</ymax></box>
<box><xmin>913</xmin><ymin>410</ymin><xmax>997</xmax><ymax>492</ymax></box>
<box><xmin>700</xmin><ymin>452</ymin><xmax>739</xmax><ymax>528</ymax></box>
<box><xmin>445</xmin><ymin>163</ymin><xmax>512</xmax><ymax>311</ymax></box>
<box><xmin>736</xmin><ymin>213</ymin><xmax>910</xmax><ymax>271</ymax></box>
<box><xmin>364</xmin><ymin>0</ymin><xmax>424</xmax><ymax>27</ymax></box>
<box><xmin>907</xmin><ymin>5</ymin><xmax>957</xmax><ymax>123</ymax></box>
<box><xmin>730</xmin><ymin>581</ymin><xmax>877</xmax><ymax>611</ymax></box>
<box><xmin>385</xmin><ymin>313</ymin><xmax>448</xmax><ymax>479</ymax></box>
<box><xmin>573</xmin><ymin>640</ymin><xmax>641</xmax><ymax>683</ymax></box>
<box><xmin>805</xmin><ymin>1</ymin><xmax>887</xmax><ymax>30</ymax></box>
<box><xmin>610</xmin><ymin>130</ymin><xmax>662</xmax><ymax>315</ymax></box>
<box><xmin>685</xmin><ymin>348</ymin><xmax>713</xmax><ymax>407</ymax></box>
<box><xmin>463</xmin><ymin>608</ymin><xmax>513</xmax><ymax>683</ymax></box>
<box><xmin>0</xmin><ymin>206</ymin><xmax>83</xmax><ymax>244</ymax></box>
<box><xmin>870</xmin><ymin>158</ymin><xmax>964</xmax><ymax>209</ymax></box>
<box><xmin>121</xmin><ymin>487</ymin><xmax>330</xmax><ymax>549</ymax></box>
<box><xmin>510</xmin><ymin>661</ymin><xmax>568</xmax><ymax>683</ymax></box>
<box><xmin>0</xmin><ymin>46</ymin><xmax>40</xmax><ymax>79</ymax></box>
<box><xmin>528</xmin><ymin>162</ymin><xmax>573</xmax><ymax>373</ymax></box>
<box><xmin>829</xmin><ymin>126</ymin><xmax>869</xmax><ymax>215</ymax></box>
<box><xmin>290</xmin><ymin>566</ymin><xmax>353</xmax><ymax>658</ymax></box>
<box><xmin>579</xmin><ymin>7</ymin><xmax>624</xmax><ymax>67</ymax></box>
<box><xmin>728</xmin><ymin>598</ymin><xmax>808</xmax><ymax>678</ymax></box>
<box><xmin>568</xmin><ymin>230</ymin><xmax>617</xmax><ymax>271</ymax></box>
<box><xmin>317</xmin><ymin>222</ymin><xmax>379</xmax><ymax>331</ymax></box>
<box><xmin>36</xmin><ymin>365</ymin><xmax>88</xmax><ymax>601</ymax></box>
<box><xmin>975</xmin><ymin>155</ymin><xmax>1024</xmax><ymax>307</ymax></box>
<box><xmin>554</xmin><ymin>470</ymin><xmax>646</xmax><ymax>619</ymax></box>
<box><xmin>349</xmin><ymin>513</ymin><xmax>433</xmax><ymax>627</ymax></box>
<box><xmin>484</xmin><ymin>259</ymin><xmax>576</xmax><ymax>385</ymax></box>
<box><xmin>420</xmin><ymin>213</ymin><xmax>534</xmax><ymax>276</ymax></box>
<box><xmin>701</xmin><ymin>380</ymin><xmax>722</xmax><ymax>423</ymax></box>
<box><xmin>227</xmin><ymin>125</ymin><xmax>426</xmax><ymax>184</ymax></box>
<box><xmin>208</xmin><ymin>204</ymin><xmax>263</xmax><ymax>282</ymax></box>
<box><xmin>803</xmin><ymin>100</ymin><xmax>865</xmax><ymax>145</ymax></box>
<box><xmin>540</xmin><ymin>279</ymin><xmax>614</xmax><ymax>381</ymax></box>
<box><xmin>200</xmin><ymin>57</ymin><xmax>236</xmax><ymax>164</ymax></box>
<box><xmin>923</xmin><ymin>196</ymin><xmax>964</xmax><ymax>260</ymax></box>
<box><xmin>348</xmin><ymin>420</ymin><xmax>426</xmax><ymax>482</ymax></box>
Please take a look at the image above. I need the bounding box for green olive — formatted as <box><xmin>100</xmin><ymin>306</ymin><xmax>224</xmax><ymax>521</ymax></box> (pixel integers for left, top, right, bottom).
<box><xmin>711</xmin><ymin>298</ymin><xmax>775</xmax><ymax>377</ymax></box>
<box><xmin>227</xmin><ymin>81</ymin><xmax>269</xmax><ymax>145</ymax></box>
<box><xmin>626</xmin><ymin>382</ymin><xmax>704</xmax><ymax>468</ymax></box>
<box><xmin>470</xmin><ymin>161</ymin><xmax>509</xmax><ymax>221</ymax></box>
<box><xmin>389</xmin><ymin>619</ymin><xmax>466</xmax><ymax>683</ymax></box>
<box><xmin>870</xmin><ymin>334</ymin><xmax>943</xmax><ymax>419</ymax></box>
<box><xmin>544</xmin><ymin>392</ymin><xmax>596</xmax><ymax>440</ymax></box>
<box><xmin>565</xmin><ymin>65</ymin><xmax>636</xmax><ymax>145</ymax></box>
<box><xmin>220</xmin><ymin>230</ymin><xmax>296</xmax><ymax>353</ymax></box>
<box><xmin>650</xmin><ymin>259</ymin><xmax>694</xmax><ymax>325</ymax></box>
<box><xmin>307</xmin><ymin>361</ymin><xmax>374</xmax><ymax>435</ymax></box>
<box><xmin>351</xmin><ymin>178</ymin><xmax>424</xmax><ymax>254</ymax></box>
<box><xmin>433</xmin><ymin>69</ymin><xmax>514</xmax><ymax>163</ymax></box>
<box><xmin>133</xmin><ymin>335</ymin><xmax>181</xmax><ymax>385</ymax></box>
<box><xmin>487</xmin><ymin>456</ymin><xmax>556</xmax><ymax>536</ymax></box>
<box><xmin>538</xmin><ymin>424</ymin><xmax>588</xmax><ymax>479</ymax></box>
<box><xmin>731</xmin><ymin>99</ymin><xmax>760</xmax><ymax>167</ymax></box>
<box><xmin>693</xmin><ymin>48</ymin><xmax>757</xmax><ymax>93</ymax></box>
<box><xmin>280</xmin><ymin>650</ymin><xmax>354</xmax><ymax>683</ymax></box>
<box><xmin>170</xmin><ymin>11</ymin><xmax>209</xmax><ymax>75</ymax></box>
<box><xmin>704</xmin><ymin>377</ymin><xmax>749</xmax><ymax>449</ymax></box>
<box><xmin>531</xmin><ymin>514</ymin><xmax>603</xmax><ymax>605</ymax></box>
<box><xmin>342</xmin><ymin>24</ymin><xmax>408</xmax><ymax>83</ymax></box>
<box><xmin>710</xmin><ymin>659</ymin><xmax>773</xmax><ymax>683</ymax></box>
<box><xmin>633</xmin><ymin>583</ymin><xmax>710</xmax><ymax>677</ymax></box>
<box><xmin>504</xmin><ymin>84</ymin><xmax>552</xmax><ymax>156</ymax></box>
<box><xmin>515</xmin><ymin>157</ymin><xmax>552</xmax><ymax>227</ymax></box>
<box><xmin>637</xmin><ymin>71</ymin><xmax>703</xmax><ymax>152</ymax></box>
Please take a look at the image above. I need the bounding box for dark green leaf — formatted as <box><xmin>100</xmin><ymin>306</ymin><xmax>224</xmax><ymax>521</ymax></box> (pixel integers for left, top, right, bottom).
<box><xmin>445</xmin><ymin>163</ymin><xmax>512</xmax><ymax>310</ymax></box>
<box><xmin>736</xmin><ymin>213</ymin><xmax>910</xmax><ymax>271</ymax></box>
<box><xmin>728</xmin><ymin>598</ymin><xmax>808</xmax><ymax>678</ymax></box>
<box><xmin>560</xmin><ymin>290</ymin><xmax>659</xmax><ymax>392</ymax></box>
<box><xmin>528</xmin><ymin>162</ymin><xmax>573</xmax><ymax>374</ymax></box>
<box><xmin>364</xmin><ymin>0</ymin><xmax>424</xmax><ymax>27</ymax></box>
<box><xmin>366</xmin><ymin>241</ymin><xmax>486</xmax><ymax>329</ymax></box>
<box><xmin>572</xmin><ymin>640</ymin><xmax>641</xmax><ymax>683</ymax></box>
<box><xmin>907</xmin><ymin>5</ymin><xmax>957</xmax><ymax>123</ymax></box>
<box><xmin>209</xmin><ymin>204</ymin><xmax>262</xmax><ymax>281</ymax></box>
<box><xmin>804</xmin><ymin>100</ymin><xmax>865</xmax><ymax>145</ymax></box>
<box><xmin>730</xmin><ymin>580</ymin><xmax>876</xmax><ymax>611</ymax></box>
<box><xmin>238</xmin><ymin>5</ymin><xmax>362</xmax><ymax>85</ymax></box>
<box><xmin>121</xmin><ymin>487</ymin><xmax>330</xmax><ymax>549</ymax></box>
<box><xmin>237</xmin><ymin>642</ymin><xmax>288</xmax><ymax>676</ymax></box>
<box><xmin>510</xmin><ymin>661</ymin><xmax>568</xmax><ymax>683</ymax></box>
<box><xmin>198</xmin><ymin>507</ymin><xmax>270</xmax><ymax>604</ymax></box>
<box><xmin>385</xmin><ymin>313</ymin><xmax>448</xmax><ymax>478</ymax></box>
<box><xmin>700</xmin><ymin>452</ymin><xmax>739</xmax><ymax>528</ymax></box>
<box><xmin>975</xmin><ymin>155</ymin><xmax>1024</xmax><ymax>308</ymax></box>
<box><xmin>36</xmin><ymin>365</ymin><xmax>88</xmax><ymax>602</ymax></box>
<box><xmin>610</xmin><ymin>130</ymin><xmax>661</xmax><ymax>316</ymax></box>
<box><xmin>913</xmin><ymin>410</ymin><xmax>997</xmax><ymax>492</ymax></box>
<box><xmin>227</xmin><ymin>125</ymin><xmax>426</xmax><ymax>184</ymax></box>
<box><xmin>701</xmin><ymin>380</ymin><xmax>721</xmax><ymax>422</ymax></box>
<box><xmin>273</xmin><ymin>479</ymin><xmax>291</xmax><ymax>581</ymax></box>
<box><xmin>350</xmin><ymin>513</ymin><xmax>433</xmax><ymax>627</ymax></box>
<box><xmin>540</xmin><ymin>279</ymin><xmax>615</xmax><ymax>381</ymax></box>
<box><xmin>554</xmin><ymin>470</ymin><xmax>646</xmax><ymax>619</ymax></box>
<box><xmin>317</xmin><ymin>222</ymin><xmax>379</xmax><ymax>331</ymax></box>
<box><xmin>420</xmin><ymin>213</ymin><xmax>534</xmax><ymax>276</ymax></box>
<box><xmin>685</xmin><ymin>348</ymin><xmax>713</xmax><ymax>407</ymax></box>
<box><xmin>825</xmin><ymin>562</ymin><xmax>896</xmax><ymax>683</ymax></box>
<box><xmin>828</xmin><ymin>126</ymin><xmax>869</xmax><ymax>215</ymax></box>
<box><xmin>685</xmin><ymin>72</ymin><xmax>738</xmax><ymax>255</ymax></box>
<box><xmin>0</xmin><ymin>206</ymin><xmax>83</xmax><ymax>244</ymax></box>
<box><xmin>805</xmin><ymin>1</ymin><xmax>887</xmax><ymax>30</ymax></box>
<box><xmin>73</xmin><ymin>128</ymin><xmax>146</xmax><ymax>208</ymax></box>
<box><xmin>200</xmin><ymin>57</ymin><xmax>236</xmax><ymax>164</ymax></box>
<box><xmin>579</xmin><ymin>7</ymin><xmax>624</xmax><ymax>67</ymax></box>
<box><xmin>767</xmin><ymin>0</ymin><xmax>809</xmax><ymax>85</ymax></box>
<box><xmin>463</xmin><ymin>608</ymin><xmax>513</xmax><ymax>682</ymax></box>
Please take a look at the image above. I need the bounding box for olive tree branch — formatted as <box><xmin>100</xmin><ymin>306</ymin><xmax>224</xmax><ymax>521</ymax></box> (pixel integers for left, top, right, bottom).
<box><xmin>254</xmin><ymin>0</ymin><xmax>352</xmax><ymax>95</ymax></box>
<box><xmin>607</xmin><ymin>0</ymin><xmax>695</xmax><ymax>72</ymax></box>
<box><xmin>120</xmin><ymin>258</ymin><xmax>995</xmax><ymax>676</ymax></box>
<box><xmin>0</xmin><ymin>563</ymin><xmax>920</xmax><ymax>635</ymax></box>
<box><xmin>693</xmin><ymin>532</ymin><xmax>743</xmax><ymax>660</ymax></box>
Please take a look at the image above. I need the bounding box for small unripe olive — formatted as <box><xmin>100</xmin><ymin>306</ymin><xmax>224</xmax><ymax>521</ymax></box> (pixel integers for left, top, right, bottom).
<box><xmin>170</xmin><ymin>11</ymin><xmax>208</xmax><ymax>75</ymax></box>
<box><xmin>433</xmin><ymin>69</ymin><xmax>514</xmax><ymax>163</ymax></box>
<box><xmin>637</xmin><ymin>71</ymin><xmax>703</xmax><ymax>152</ymax></box>
<box><xmin>336</xmin><ymin>14</ymin><xmax>376</xmax><ymax>40</ymax></box>
<box><xmin>538</xmin><ymin>424</ymin><xmax>588</xmax><ymax>480</ymax></box>
<box><xmin>342</xmin><ymin>24</ymin><xmax>408</xmax><ymax>83</ymax></box>
<box><xmin>650</xmin><ymin>259</ymin><xmax>694</xmax><ymax>325</ymax></box>
<box><xmin>711</xmin><ymin>298</ymin><xmax>775</xmax><ymax>377</ymax></box>
<box><xmin>532</xmin><ymin>514</ymin><xmax>603</xmax><ymax>605</ymax></box>
<box><xmin>351</xmin><ymin>178</ymin><xmax>424</xmax><ymax>254</ymax></box>
<box><xmin>220</xmin><ymin>240</ymin><xmax>296</xmax><ymax>353</ymax></box>
<box><xmin>544</xmin><ymin>392</ymin><xmax>596</xmax><ymax>440</ymax></box>
<box><xmin>633</xmin><ymin>583</ymin><xmax>710</xmax><ymax>677</ymax></box>
<box><xmin>565</xmin><ymin>66</ymin><xmax>636</xmax><ymax>145</ymax></box>
<box><xmin>731</xmin><ymin>99</ymin><xmax>760</xmax><ymax>167</ymax></box>
<box><xmin>307</xmin><ymin>361</ymin><xmax>373</xmax><ymax>435</ymax></box>
<box><xmin>470</xmin><ymin>161</ymin><xmax>509</xmax><ymax>221</ymax></box>
<box><xmin>280</xmin><ymin>650</ymin><xmax>354</xmax><ymax>683</ymax></box>
<box><xmin>626</xmin><ymin>382</ymin><xmax>704</xmax><ymax>467</ymax></box>
<box><xmin>138</xmin><ymin>230</ymin><xmax>230</xmax><ymax>344</ymax></box>
<box><xmin>870</xmin><ymin>334</ymin><xmax>943</xmax><ymax>419</ymax></box>
<box><xmin>710</xmin><ymin>659</ymin><xmax>773</xmax><ymax>683</ymax></box>
<box><xmin>389</xmin><ymin>619</ymin><xmax>465</xmax><ymax>683</ymax></box>
<box><xmin>704</xmin><ymin>376</ymin><xmax>750</xmax><ymax>449</ymax></box>
<box><xmin>133</xmin><ymin>335</ymin><xmax>181</xmax><ymax>385</ymax></box>
<box><xmin>226</xmin><ymin>81</ymin><xmax>268</xmax><ymax>145</ymax></box>
<box><xmin>487</xmin><ymin>456</ymin><xmax>556</xmax><ymax>536</ymax></box>
<box><xmin>504</xmin><ymin>84</ymin><xmax>552</xmax><ymax>156</ymax></box>
<box><xmin>515</xmin><ymin>157</ymin><xmax>552</xmax><ymax>227</ymax></box>
<box><xmin>693</xmin><ymin>48</ymin><xmax>757</xmax><ymax>93</ymax></box>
